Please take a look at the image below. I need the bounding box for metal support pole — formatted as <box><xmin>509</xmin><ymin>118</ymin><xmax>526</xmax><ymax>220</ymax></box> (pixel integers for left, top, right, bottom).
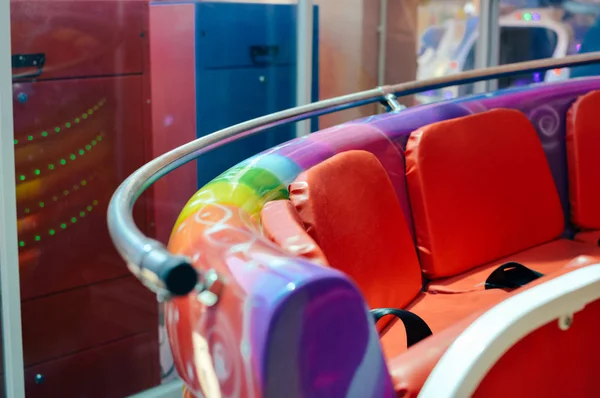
<box><xmin>474</xmin><ymin>0</ymin><xmax>500</xmax><ymax>93</ymax></box>
<box><xmin>0</xmin><ymin>0</ymin><xmax>26</xmax><ymax>395</ymax></box>
<box><xmin>295</xmin><ymin>0</ymin><xmax>313</xmax><ymax>137</ymax></box>
<box><xmin>384</xmin><ymin>93</ymin><xmax>405</xmax><ymax>112</ymax></box>
<box><xmin>376</xmin><ymin>0</ymin><xmax>388</xmax><ymax>114</ymax></box>
<box><xmin>378</xmin><ymin>0</ymin><xmax>388</xmax><ymax>87</ymax></box>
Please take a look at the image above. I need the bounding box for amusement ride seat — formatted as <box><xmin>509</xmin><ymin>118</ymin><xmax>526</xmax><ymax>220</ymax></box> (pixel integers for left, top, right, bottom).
<box><xmin>260</xmin><ymin>109</ymin><xmax>600</xmax><ymax>396</ymax></box>
<box><xmin>404</xmin><ymin>108</ymin><xmax>600</xmax><ymax>293</ymax></box>
<box><xmin>261</xmin><ymin>149</ymin><xmax>510</xmax><ymax>360</ymax></box>
<box><xmin>567</xmin><ymin>90</ymin><xmax>600</xmax><ymax>245</ymax></box>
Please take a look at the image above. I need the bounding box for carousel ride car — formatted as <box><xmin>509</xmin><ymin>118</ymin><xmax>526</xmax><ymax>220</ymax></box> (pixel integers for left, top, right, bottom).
<box><xmin>108</xmin><ymin>53</ymin><xmax>600</xmax><ymax>397</ymax></box>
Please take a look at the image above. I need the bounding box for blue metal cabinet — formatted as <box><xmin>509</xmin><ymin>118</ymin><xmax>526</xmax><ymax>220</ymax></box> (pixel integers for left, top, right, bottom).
<box><xmin>194</xmin><ymin>2</ymin><xmax>319</xmax><ymax>187</ymax></box>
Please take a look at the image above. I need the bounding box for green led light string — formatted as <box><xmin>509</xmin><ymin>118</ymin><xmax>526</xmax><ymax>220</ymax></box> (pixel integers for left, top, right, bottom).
<box><xmin>19</xmin><ymin>172</ymin><xmax>100</xmax><ymax>217</ymax></box>
<box><xmin>13</xmin><ymin>98</ymin><xmax>106</xmax><ymax>146</ymax></box>
<box><xmin>18</xmin><ymin>200</ymin><xmax>100</xmax><ymax>248</ymax></box>
<box><xmin>16</xmin><ymin>133</ymin><xmax>105</xmax><ymax>184</ymax></box>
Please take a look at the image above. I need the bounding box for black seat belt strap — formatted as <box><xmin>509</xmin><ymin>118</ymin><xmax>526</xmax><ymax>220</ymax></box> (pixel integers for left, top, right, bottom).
<box><xmin>370</xmin><ymin>308</ymin><xmax>433</xmax><ymax>347</ymax></box>
<box><xmin>485</xmin><ymin>261</ymin><xmax>544</xmax><ymax>290</ymax></box>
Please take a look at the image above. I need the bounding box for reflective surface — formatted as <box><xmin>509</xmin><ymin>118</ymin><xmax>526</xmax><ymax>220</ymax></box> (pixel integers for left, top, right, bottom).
<box><xmin>416</xmin><ymin>1</ymin><xmax>600</xmax><ymax>102</ymax></box>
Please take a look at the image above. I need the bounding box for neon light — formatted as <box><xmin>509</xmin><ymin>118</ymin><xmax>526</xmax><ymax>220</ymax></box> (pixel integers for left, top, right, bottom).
<box><xmin>523</xmin><ymin>12</ymin><xmax>532</xmax><ymax>21</ymax></box>
<box><xmin>14</xmin><ymin>98</ymin><xmax>106</xmax><ymax>146</ymax></box>
<box><xmin>19</xmin><ymin>200</ymin><xmax>100</xmax><ymax>248</ymax></box>
<box><xmin>16</xmin><ymin>133</ymin><xmax>105</xmax><ymax>183</ymax></box>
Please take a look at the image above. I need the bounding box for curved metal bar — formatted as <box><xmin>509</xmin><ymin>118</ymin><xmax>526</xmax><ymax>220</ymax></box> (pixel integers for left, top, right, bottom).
<box><xmin>107</xmin><ymin>52</ymin><xmax>600</xmax><ymax>297</ymax></box>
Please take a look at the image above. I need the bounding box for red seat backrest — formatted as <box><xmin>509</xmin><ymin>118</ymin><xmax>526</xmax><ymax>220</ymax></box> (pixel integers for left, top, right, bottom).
<box><xmin>288</xmin><ymin>150</ymin><xmax>422</xmax><ymax>309</ymax></box>
<box><xmin>405</xmin><ymin>108</ymin><xmax>564</xmax><ymax>279</ymax></box>
<box><xmin>567</xmin><ymin>90</ymin><xmax>600</xmax><ymax>230</ymax></box>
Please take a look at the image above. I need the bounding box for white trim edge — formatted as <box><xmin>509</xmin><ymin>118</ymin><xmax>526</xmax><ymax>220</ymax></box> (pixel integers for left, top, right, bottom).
<box><xmin>0</xmin><ymin>0</ymin><xmax>26</xmax><ymax>395</ymax></box>
<box><xmin>419</xmin><ymin>264</ymin><xmax>600</xmax><ymax>398</ymax></box>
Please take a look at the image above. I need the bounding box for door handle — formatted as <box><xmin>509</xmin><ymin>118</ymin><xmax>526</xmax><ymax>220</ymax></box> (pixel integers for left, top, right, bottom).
<box><xmin>12</xmin><ymin>53</ymin><xmax>46</xmax><ymax>79</ymax></box>
<box><xmin>249</xmin><ymin>45</ymin><xmax>279</xmax><ymax>66</ymax></box>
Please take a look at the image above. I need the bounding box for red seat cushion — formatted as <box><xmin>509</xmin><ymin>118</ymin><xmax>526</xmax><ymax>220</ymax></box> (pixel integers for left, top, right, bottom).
<box><xmin>567</xmin><ymin>90</ymin><xmax>600</xmax><ymax>230</ymax></box>
<box><xmin>260</xmin><ymin>200</ymin><xmax>329</xmax><ymax>265</ymax></box>
<box><xmin>379</xmin><ymin>289</ymin><xmax>509</xmax><ymax>359</ymax></box>
<box><xmin>289</xmin><ymin>150</ymin><xmax>422</xmax><ymax>309</ymax></box>
<box><xmin>405</xmin><ymin>108</ymin><xmax>564</xmax><ymax>279</ymax></box>
<box><xmin>427</xmin><ymin>239</ymin><xmax>600</xmax><ymax>293</ymax></box>
<box><xmin>386</xmin><ymin>256</ymin><xmax>598</xmax><ymax>397</ymax></box>
<box><xmin>574</xmin><ymin>230</ymin><xmax>600</xmax><ymax>246</ymax></box>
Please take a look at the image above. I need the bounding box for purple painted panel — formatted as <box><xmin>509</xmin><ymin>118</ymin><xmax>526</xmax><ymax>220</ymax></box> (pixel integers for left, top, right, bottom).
<box><xmin>271</xmin><ymin>135</ymin><xmax>335</xmax><ymax>171</ymax></box>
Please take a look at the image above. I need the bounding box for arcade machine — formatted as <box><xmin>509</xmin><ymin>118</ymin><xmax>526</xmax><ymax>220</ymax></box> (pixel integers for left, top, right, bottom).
<box><xmin>9</xmin><ymin>1</ymin><xmax>157</xmax><ymax>396</ymax></box>
<box><xmin>416</xmin><ymin>8</ymin><xmax>580</xmax><ymax>103</ymax></box>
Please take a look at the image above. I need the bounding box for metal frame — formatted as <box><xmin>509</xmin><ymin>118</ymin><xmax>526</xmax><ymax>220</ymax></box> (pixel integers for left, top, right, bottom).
<box><xmin>419</xmin><ymin>264</ymin><xmax>600</xmax><ymax>397</ymax></box>
<box><xmin>0</xmin><ymin>0</ymin><xmax>26</xmax><ymax>395</ymax></box>
<box><xmin>295</xmin><ymin>0</ymin><xmax>313</xmax><ymax>138</ymax></box>
<box><xmin>377</xmin><ymin>0</ymin><xmax>388</xmax><ymax>87</ymax></box>
<box><xmin>475</xmin><ymin>0</ymin><xmax>500</xmax><ymax>93</ymax></box>
<box><xmin>107</xmin><ymin>52</ymin><xmax>600</xmax><ymax>299</ymax></box>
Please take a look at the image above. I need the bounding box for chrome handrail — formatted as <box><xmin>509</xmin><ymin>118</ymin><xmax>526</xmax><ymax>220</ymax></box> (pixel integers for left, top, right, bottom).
<box><xmin>107</xmin><ymin>52</ymin><xmax>600</xmax><ymax>298</ymax></box>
